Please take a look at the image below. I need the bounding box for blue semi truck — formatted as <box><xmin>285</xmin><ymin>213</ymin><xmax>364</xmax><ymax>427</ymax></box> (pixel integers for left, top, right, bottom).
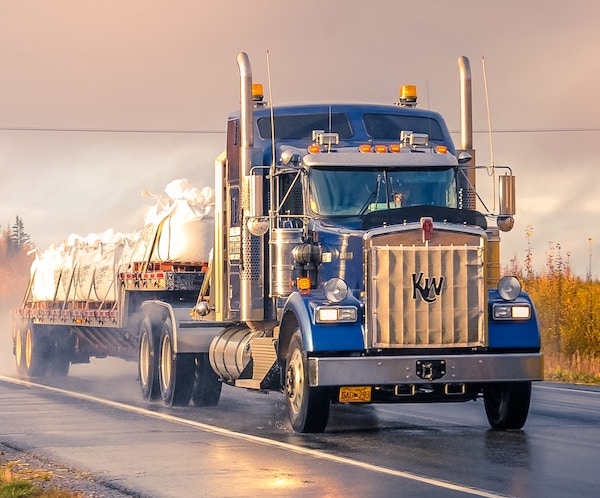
<box><xmin>13</xmin><ymin>53</ymin><xmax>542</xmax><ymax>433</ymax></box>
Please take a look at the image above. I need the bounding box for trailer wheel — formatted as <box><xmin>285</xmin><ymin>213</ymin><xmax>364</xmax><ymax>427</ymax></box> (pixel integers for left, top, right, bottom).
<box><xmin>285</xmin><ymin>330</ymin><xmax>330</xmax><ymax>433</ymax></box>
<box><xmin>191</xmin><ymin>354</ymin><xmax>222</xmax><ymax>407</ymax></box>
<box><xmin>24</xmin><ymin>323</ymin><xmax>49</xmax><ymax>378</ymax></box>
<box><xmin>484</xmin><ymin>381</ymin><xmax>532</xmax><ymax>430</ymax></box>
<box><xmin>14</xmin><ymin>324</ymin><xmax>27</xmax><ymax>376</ymax></box>
<box><xmin>48</xmin><ymin>328</ymin><xmax>73</xmax><ymax>377</ymax></box>
<box><xmin>158</xmin><ymin>317</ymin><xmax>194</xmax><ymax>407</ymax></box>
<box><xmin>138</xmin><ymin>317</ymin><xmax>160</xmax><ymax>401</ymax></box>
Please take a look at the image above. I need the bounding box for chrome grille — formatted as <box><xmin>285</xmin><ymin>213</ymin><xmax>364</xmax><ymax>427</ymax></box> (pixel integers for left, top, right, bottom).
<box><xmin>367</xmin><ymin>238</ymin><xmax>485</xmax><ymax>349</ymax></box>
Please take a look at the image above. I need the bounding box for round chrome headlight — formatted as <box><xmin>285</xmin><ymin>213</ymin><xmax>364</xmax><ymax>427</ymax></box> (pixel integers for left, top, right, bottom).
<box><xmin>323</xmin><ymin>278</ymin><xmax>349</xmax><ymax>303</ymax></box>
<box><xmin>498</xmin><ymin>275</ymin><xmax>521</xmax><ymax>301</ymax></box>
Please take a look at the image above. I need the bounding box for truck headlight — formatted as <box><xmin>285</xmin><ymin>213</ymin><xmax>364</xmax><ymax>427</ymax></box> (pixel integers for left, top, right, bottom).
<box><xmin>498</xmin><ymin>275</ymin><xmax>521</xmax><ymax>301</ymax></box>
<box><xmin>315</xmin><ymin>306</ymin><xmax>358</xmax><ymax>323</ymax></box>
<box><xmin>323</xmin><ymin>278</ymin><xmax>349</xmax><ymax>302</ymax></box>
<box><xmin>492</xmin><ymin>303</ymin><xmax>531</xmax><ymax>320</ymax></box>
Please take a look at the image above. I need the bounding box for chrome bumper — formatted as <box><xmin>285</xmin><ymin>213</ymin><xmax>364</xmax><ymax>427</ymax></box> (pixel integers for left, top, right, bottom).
<box><xmin>308</xmin><ymin>353</ymin><xmax>543</xmax><ymax>387</ymax></box>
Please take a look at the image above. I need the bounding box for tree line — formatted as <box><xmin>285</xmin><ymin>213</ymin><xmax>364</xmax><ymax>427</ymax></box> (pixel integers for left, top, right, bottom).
<box><xmin>0</xmin><ymin>216</ymin><xmax>34</xmax><ymax>313</ymax></box>
<box><xmin>507</xmin><ymin>242</ymin><xmax>600</xmax><ymax>383</ymax></box>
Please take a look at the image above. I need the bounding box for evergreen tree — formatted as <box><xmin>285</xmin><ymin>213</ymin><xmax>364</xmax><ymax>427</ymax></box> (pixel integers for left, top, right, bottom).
<box><xmin>8</xmin><ymin>215</ymin><xmax>32</xmax><ymax>255</ymax></box>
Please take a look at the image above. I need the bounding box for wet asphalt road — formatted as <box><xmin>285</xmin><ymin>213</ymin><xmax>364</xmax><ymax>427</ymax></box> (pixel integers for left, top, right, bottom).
<box><xmin>1</xmin><ymin>355</ymin><xmax>599</xmax><ymax>497</ymax></box>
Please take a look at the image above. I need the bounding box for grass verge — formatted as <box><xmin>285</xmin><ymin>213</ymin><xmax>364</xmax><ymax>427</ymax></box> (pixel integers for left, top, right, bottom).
<box><xmin>0</xmin><ymin>455</ymin><xmax>81</xmax><ymax>498</ymax></box>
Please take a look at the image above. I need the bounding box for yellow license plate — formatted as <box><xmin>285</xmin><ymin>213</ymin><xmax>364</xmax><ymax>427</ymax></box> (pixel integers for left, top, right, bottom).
<box><xmin>339</xmin><ymin>386</ymin><xmax>372</xmax><ymax>403</ymax></box>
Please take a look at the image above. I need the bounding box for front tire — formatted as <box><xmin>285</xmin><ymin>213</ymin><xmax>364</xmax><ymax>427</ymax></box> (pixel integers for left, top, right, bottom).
<box><xmin>484</xmin><ymin>381</ymin><xmax>532</xmax><ymax>430</ymax></box>
<box><xmin>158</xmin><ymin>317</ymin><xmax>194</xmax><ymax>407</ymax></box>
<box><xmin>285</xmin><ymin>330</ymin><xmax>330</xmax><ymax>433</ymax></box>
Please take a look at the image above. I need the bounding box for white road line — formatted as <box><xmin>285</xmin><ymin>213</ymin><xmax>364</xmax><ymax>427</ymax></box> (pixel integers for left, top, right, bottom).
<box><xmin>0</xmin><ymin>375</ymin><xmax>510</xmax><ymax>498</ymax></box>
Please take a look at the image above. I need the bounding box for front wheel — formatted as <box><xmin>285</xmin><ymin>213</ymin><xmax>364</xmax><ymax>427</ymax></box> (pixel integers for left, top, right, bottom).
<box><xmin>483</xmin><ymin>381</ymin><xmax>532</xmax><ymax>430</ymax></box>
<box><xmin>285</xmin><ymin>330</ymin><xmax>330</xmax><ymax>433</ymax></box>
<box><xmin>158</xmin><ymin>318</ymin><xmax>194</xmax><ymax>407</ymax></box>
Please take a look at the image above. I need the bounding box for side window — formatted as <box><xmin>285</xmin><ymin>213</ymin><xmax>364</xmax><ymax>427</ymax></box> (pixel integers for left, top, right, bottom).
<box><xmin>277</xmin><ymin>172</ymin><xmax>304</xmax><ymax>227</ymax></box>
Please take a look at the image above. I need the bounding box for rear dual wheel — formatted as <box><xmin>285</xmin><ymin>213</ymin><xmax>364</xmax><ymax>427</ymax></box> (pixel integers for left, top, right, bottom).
<box><xmin>138</xmin><ymin>313</ymin><xmax>222</xmax><ymax>408</ymax></box>
<box><xmin>138</xmin><ymin>317</ymin><xmax>160</xmax><ymax>401</ymax></box>
<box><xmin>14</xmin><ymin>324</ymin><xmax>27</xmax><ymax>376</ymax></box>
<box><xmin>158</xmin><ymin>317</ymin><xmax>194</xmax><ymax>407</ymax></box>
<box><xmin>24</xmin><ymin>323</ymin><xmax>50</xmax><ymax>378</ymax></box>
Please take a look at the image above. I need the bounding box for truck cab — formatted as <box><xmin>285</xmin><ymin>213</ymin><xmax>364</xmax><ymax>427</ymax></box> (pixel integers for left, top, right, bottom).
<box><xmin>200</xmin><ymin>53</ymin><xmax>542</xmax><ymax>432</ymax></box>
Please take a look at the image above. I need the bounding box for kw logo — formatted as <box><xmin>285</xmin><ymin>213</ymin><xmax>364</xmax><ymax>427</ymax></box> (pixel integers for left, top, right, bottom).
<box><xmin>411</xmin><ymin>272</ymin><xmax>445</xmax><ymax>303</ymax></box>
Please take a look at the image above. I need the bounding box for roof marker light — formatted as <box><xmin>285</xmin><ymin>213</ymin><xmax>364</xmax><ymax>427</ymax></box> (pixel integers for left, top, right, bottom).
<box><xmin>389</xmin><ymin>144</ymin><xmax>401</xmax><ymax>153</ymax></box>
<box><xmin>359</xmin><ymin>144</ymin><xmax>372</xmax><ymax>153</ymax></box>
<box><xmin>252</xmin><ymin>83</ymin><xmax>264</xmax><ymax>102</ymax></box>
<box><xmin>398</xmin><ymin>85</ymin><xmax>417</xmax><ymax>107</ymax></box>
<box><xmin>374</xmin><ymin>145</ymin><xmax>388</xmax><ymax>153</ymax></box>
<box><xmin>436</xmin><ymin>145</ymin><xmax>448</xmax><ymax>154</ymax></box>
<box><xmin>308</xmin><ymin>144</ymin><xmax>321</xmax><ymax>154</ymax></box>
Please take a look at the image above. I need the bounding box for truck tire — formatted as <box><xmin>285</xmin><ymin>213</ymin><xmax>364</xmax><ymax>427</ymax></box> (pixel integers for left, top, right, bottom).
<box><xmin>483</xmin><ymin>381</ymin><xmax>532</xmax><ymax>430</ymax></box>
<box><xmin>138</xmin><ymin>317</ymin><xmax>160</xmax><ymax>401</ymax></box>
<box><xmin>14</xmin><ymin>324</ymin><xmax>27</xmax><ymax>376</ymax></box>
<box><xmin>158</xmin><ymin>317</ymin><xmax>194</xmax><ymax>407</ymax></box>
<box><xmin>24</xmin><ymin>323</ymin><xmax>50</xmax><ymax>378</ymax></box>
<box><xmin>285</xmin><ymin>330</ymin><xmax>330</xmax><ymax>433</ymax></box>
<box><xmin>48</xmin><ymin>328</ymin><xmax>73</xmax><ymax>377</ymax></box>
<box><xmin>191</xmin><ymin>354</ymin><xmax>222</xmax><ymax>406</ymax></box>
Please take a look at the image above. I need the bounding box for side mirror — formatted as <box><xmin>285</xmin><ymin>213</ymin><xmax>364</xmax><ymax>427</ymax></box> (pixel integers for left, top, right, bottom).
<box><xmin>498</xmin><ymin>174</ymin><xmax>516</xmax><ymax>232</ymax></box>
<box><xmin>457</xmin><ymin>151</ymin><xmax>472</xmax><ymax>164</ymax></box>
<box><xmin>499</xmin><ymin>174</ymin><xmax>515</xmax><ymax>216</ymax></box>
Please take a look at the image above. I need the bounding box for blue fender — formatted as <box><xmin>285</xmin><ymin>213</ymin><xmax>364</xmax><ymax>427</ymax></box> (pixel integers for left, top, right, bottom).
<box><xmin>280</xmin><ymin>291</ymin><xmax>365</xmax><ymax>353</ymax></box>
<box><xmin>487</xmin><ymin>290</ymin><xmax>541</xmax><ymax>349</ymax></box>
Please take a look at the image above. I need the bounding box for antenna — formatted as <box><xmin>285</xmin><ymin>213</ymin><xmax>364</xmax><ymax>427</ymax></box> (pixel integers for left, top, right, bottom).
<box><xmin>266</xmin><ymin>50</ymin><xmax>276</xmax><ymax>168</ymax></box>
<box><xmin>482</xmin><ymin>56</ymin><xmax>496</xmax><ymax>211</ymax></box>
<box><xmin>482</xmin><ymin>56</ymin><xmax>495</xmax><ymax>169</ymax></box>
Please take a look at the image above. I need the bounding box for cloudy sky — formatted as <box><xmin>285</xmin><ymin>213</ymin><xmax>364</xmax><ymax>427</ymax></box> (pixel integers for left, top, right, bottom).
<box><xmin>1</xmin><ymin>0</ymin><xmax>599</xmax><ymax>277</ymax></box>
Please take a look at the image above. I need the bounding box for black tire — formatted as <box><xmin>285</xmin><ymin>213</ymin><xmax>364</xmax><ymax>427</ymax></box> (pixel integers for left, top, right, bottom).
<box><xmin>191</xmin><ymin>354</ymin><xmax>222</xmax><ymax>407</ymax></box>
<box><xmin>24</xmin><ymin>323</ymin><xmax>50</xmax><ymax>378</ymax></box>
<box><xmin>48</xmin><ymin>329</ymin><xmax>73</xmax><ymax>377</ymax></box>
<box><xmin>158</xmin><ymin>317</ymin><xmax>194</xmax><ymax>407</ymax></box>
<box><xmin>285</xmin><ymin>330</ymin><xmax>330</xmax><ymax>433</ymax></box>
<box><xmin>14</xmin><ymin>324</ymin><xmax>27</xmax><ymax>376</ymax></box>
<box><xmin>138</xmin><ymin>317</ymin><xmax>160</xmax><ymax>401</ymax></box>
<box><xmin>484</xmin><ymin>381</ymin><xmax>532</xmax><ymax>430</ymax></box>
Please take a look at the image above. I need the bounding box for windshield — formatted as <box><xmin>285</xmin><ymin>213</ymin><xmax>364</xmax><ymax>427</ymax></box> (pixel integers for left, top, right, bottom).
<box><xmin>309</xmin><ymin>167</ymin><xmax>457</xmax><ymax>216</ymax></box>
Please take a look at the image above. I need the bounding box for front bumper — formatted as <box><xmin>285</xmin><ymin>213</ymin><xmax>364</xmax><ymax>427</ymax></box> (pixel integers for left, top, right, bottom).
<box><xmin>308</xmin><ymin>353</ymin><xmax>543</xmax><ymax>387</ymax></box>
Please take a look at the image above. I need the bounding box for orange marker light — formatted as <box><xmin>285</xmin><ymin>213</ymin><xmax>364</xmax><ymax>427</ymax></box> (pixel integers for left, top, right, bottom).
<box><xmin>308</xmin><ymin>144</ymin><xmax>321</xmax><ymax>154</ymax></box>
<box><xmin>389</xmin><ymin>144</ymin><xmax>401</xmax><ymax>153</ymax></box>
<box><xmin>359</xmin><ymin>144</ymin><xmax>372</xmax><ymax>153</ymax></box>
<box><xmin>435</xmin><ymin>145</ymin><xmax>448</xmax><ymax>154</ymax></box>
<box><xmin>252</xmin><ymin>83</ymin><xmax>264</xmax><ymax>101</ymax></box>
<box><xmin>400</xmin><ymin>84</ymin><xmax>417</xmax><ymax>100</ymax></box>
<box><xmin>297</xmin><ymin>277</ymin><xmax>311</xmax><ymax>290</ymax></box>
<box><xmin>374</xmin><ymin>145</ymin><xmax>388</xmax><ymax>153</ymax></box>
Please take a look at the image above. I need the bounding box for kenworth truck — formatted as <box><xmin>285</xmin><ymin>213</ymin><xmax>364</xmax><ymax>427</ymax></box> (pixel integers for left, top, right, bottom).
<box><xmin>12</xmin><ymin>53</ymin><xmax>542</xmax><ymax>432</ymax></box>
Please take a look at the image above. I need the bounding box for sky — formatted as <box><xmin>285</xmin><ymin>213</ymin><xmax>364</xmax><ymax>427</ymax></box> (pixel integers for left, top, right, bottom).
<box><xmin>1</xmin><ymin>0</ymin><xmax>600</xmax><ymax>277</ymax></box>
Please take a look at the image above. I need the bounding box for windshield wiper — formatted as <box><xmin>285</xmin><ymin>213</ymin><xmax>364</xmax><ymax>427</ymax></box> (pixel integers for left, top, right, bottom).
<box><xmin>358</xmin><ymin>174</ymin><xmax>383</xmax><ymax>215</ymax></box>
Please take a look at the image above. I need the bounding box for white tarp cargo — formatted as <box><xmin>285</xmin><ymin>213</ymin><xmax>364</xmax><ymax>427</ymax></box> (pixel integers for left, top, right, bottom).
<box><xmin>29</xmin><ymin>179</ymin><xmax>214</xmax><ymax>302</ymax></box>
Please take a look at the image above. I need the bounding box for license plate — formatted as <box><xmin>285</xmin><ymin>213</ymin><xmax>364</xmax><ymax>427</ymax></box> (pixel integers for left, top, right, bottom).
<box><xmin>339</xmin><ymin>386</ymin><xmax>372</xmax><ymax>403</ymax></box>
